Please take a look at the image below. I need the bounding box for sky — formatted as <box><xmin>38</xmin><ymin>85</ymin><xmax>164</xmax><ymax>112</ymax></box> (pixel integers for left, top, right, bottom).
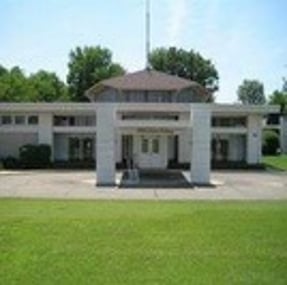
<box><xmin>0</xmin><ymin>0</ymin><xmax>286</xmax><ymax>102</ymax></box>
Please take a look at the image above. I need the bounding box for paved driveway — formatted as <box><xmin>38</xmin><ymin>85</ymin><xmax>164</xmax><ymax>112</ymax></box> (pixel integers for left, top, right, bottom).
<box><xmin>0</xmin><ymin>170</ymin><xmax>286</xmax><ymax>200</ymax></box>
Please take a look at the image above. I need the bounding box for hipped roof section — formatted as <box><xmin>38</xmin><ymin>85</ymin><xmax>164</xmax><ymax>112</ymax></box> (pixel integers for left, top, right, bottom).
<box><xmin>86</xmin><ymin>69</ymin><xmax>208</xmax><ymax>98</ymax></box>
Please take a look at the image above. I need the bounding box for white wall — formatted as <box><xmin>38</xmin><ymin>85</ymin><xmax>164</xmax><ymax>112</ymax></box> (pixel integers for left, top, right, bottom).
<box><xmin>228</xmin><ymin>135</ymin><xmax>246</xmax><ymax>162</ymax></box>
<box><xmin>53</xmin><ymin>134</ymin><xmax>69</xmax><ymax>161</ymax></box>
<box><xmin>0</xmin><ymin>133</ymin><xmax>38</xmax><ymax>158</ymax></box>
<box><xmin>281</xmin><ymin>116</ymin><xmax>287</xmax><ymax>154</ymax></box>
<box><xmin>191</xmin><ymin>108</ymin><xmax>211</xmax><ymax>184</ymax></box>
<box><xmin>247</xmin><ymin>115</ymin><xmax>262</xmax><ymax>164</ymax></box>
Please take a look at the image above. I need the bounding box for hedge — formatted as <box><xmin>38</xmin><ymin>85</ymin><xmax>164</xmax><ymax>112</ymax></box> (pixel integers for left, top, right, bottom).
<box><xmin>19</xmin><ymin>144</ymin><xmax>51</xmax><ymax>168</ymax></box>
<box><xmin>262</xmin><ymin>130</ymin><xmax>280</xmax><ymax>155</ymax></box>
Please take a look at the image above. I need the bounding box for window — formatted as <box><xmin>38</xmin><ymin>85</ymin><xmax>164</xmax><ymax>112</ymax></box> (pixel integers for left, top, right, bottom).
<box><xmin>28</xmin><ymin>116</ymin><xmax>38</xmax><ymax>125</ymax></box>
<box><xmin>15</xmin><ymin>115</ymin><xmax>25</xmax><ymax>125</ymax></box>
<box><xmin>212</xmin><ymin>117</ymin><xmax>246</xmax><ymax>127</ymax></box>
<box><xmin>54</xmin><ymin>116</ymin><xmax>95</xmax><ymax>126</ymax></box>
<box><xmin>2</xmin><ymin>115</ymin><xmax>12</xmax><ymax>125</ymax></box>
<box><xmin>141</xmin><ymin>138</ymin><xmax>149</xmax><ymax>153</ymax></box>
<box><xmin>266</xmin><ymin>114</ymin><xmax>280</xmax><ymax>125</ymax></box>
<box><xmin>69</xmin><ymin>137</ymin><xmax>80</xmax><ymax>160</ymax></box>
<box><xmin>83</xmin><ymin>138</ymin><xmax>94</xmax><ymax>161</ymax></box>
<box><xmin>152</xmin><ymin>138</ymin><xmax>160</xmax><ymax>154</ymax></box>
<box><xmin>69</xmin><ymin>117</ymin><xmax>75</xmax><ymax>126</ymax></box>
<box><xmin>122</xmin><ymin>112</ymin><xmax>179</xmax><ymax>120</ymax></box>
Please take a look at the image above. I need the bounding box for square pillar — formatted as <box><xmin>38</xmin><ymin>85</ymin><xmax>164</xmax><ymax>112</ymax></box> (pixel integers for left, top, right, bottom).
<box><xmin>178</xmin><ymin>113</ymin><xmax>190</xmax><ymax>163</ymax></box>
<box><xmin>280</xmin><ymin>115</ymin><xmax>287</xmax><ymax>154</ymax></box>
<box><xmin>247</xmin><ymin>115</ymin><xmax>262</xmax><ymax>164</ymax></box>
<box><xmin>38</xmin><ymin>113</ymin><xmax>53</xmax><ymax>160</ymax></box>
<box><xmin>190</xmin><ymin>107</ymin><xmax>211</xmax><ymax>185</ymax></box>
<box><xmin>96</xmin><ymin>105</ymin><xmax>116</xmax><ymax>186</ymax></box>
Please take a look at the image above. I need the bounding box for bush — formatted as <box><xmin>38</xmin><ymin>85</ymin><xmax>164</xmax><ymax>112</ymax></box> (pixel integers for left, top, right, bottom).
<box><xmin>19</xmin><ymin>144</ymin><xmax>51</xmax><ymax>169</ymax></box>
<box><xmin>262</xmin><ymin>130</ymin><xmax>280</xmax><ymax>155</ymax></box>
<box><xmin>2</xmin><ymin>156</ymin><xmax>20</xmax><ymax>169</ymax></box>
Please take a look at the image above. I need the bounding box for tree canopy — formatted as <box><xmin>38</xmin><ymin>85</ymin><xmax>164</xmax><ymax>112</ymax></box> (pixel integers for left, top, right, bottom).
<box><xmin>67</xmin><ymin>46</ymin><xmax>125</xmax><ymax>101</ymax></box>
<box><xmin>0</xmin><ymin>66</ymin><xmax>37</xmax><ymax>102</ymax></box>
<box><xmin>237</xmin><ymin>79</ymin><xmax>266</xmax><ymax>105</ymax></box>
<box><xmin>269</xmin><ymin>78</ymin><xmax>287</xmax><ymax>114</ymax></box>
<box><xmin>0</xmin><ymin>66</ymin><xmax>67</xmax><ymax>102</ymax></box>
<box><xmin>30</xmin><ymin>70</ymin><xmax>68</xmax><ymax>102</ymax></box>
<box><xmin>149</xmin><ymin>47</ymin><xmax>219</xmax><ymax>98</ymax></box>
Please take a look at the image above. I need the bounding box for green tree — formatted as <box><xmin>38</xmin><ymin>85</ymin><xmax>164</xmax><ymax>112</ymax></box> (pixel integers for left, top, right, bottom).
<box><xmin>0</xmin><ymin>65</ymin><xmax>8</xmax><ymax>77</ymax></box>
<box><xmin>29</xmin><ymin>70</ymin><xmax>68</xmax><ymax>102</ymax></box>
<box><xmin>0</xmin><ymin>66</ymin><xmax>68</xmax><ymax>102</ymax></box>
<box><xmin>237</xmin><ymin>79</ymin><xmax>266</xmax><ymax>105</ymax></box>
<box><xmin>149</xmin><ymin>47</ymin><xmax>219</xmax><ymax>99</ymax></box>
<box><xmin>269</xmin><ymin>79</ymin><xmax>287</xmax><ymax>114</ymax></box>
<box><xmin>0</xmin><ymin>66</ymin><xmax>37</xmax><ymax>102</ymax></box>
<box><xmin>67</xmin><ymin>46</ymin><xmax>125</xmax><ymax>101</ymax></box>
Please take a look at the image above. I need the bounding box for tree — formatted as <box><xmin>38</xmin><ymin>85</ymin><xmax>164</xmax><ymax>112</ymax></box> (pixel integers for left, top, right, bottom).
<box><xmin>149</xmin><ymin>47</ymin><xmax>219</xmax><ymax>99</ymax></box>
<box><xmin>67</xmin><ymin>46</ymin><xmax>125</xmax><ymax>101</ymax></box>
<box><xmin>237</xmin><ymin>79</ymin><xmax>266</xmax><ymax>105</ymax></box>
<box><xmin>0</xmin><ymin>66</ymin><xmax>68</xmax><ymax>102</ymax></box>
<box><xmin>269</xmin><ymin>78</ymin><xmax>287</xmax><ymax>114</ymax></box>
<box><xmin>0</xmin><ymin>66</ymin><xmax>37</xmax><ymax>102</ymax></box>
<box><xmin>29</xmin><ymin>70</ymin><xmax>68</xmax><ymax>102</ymax></box>
<box><xmin>0</xmin><ymin>65</ymin><xmax>8</xmax><ymax>77</ymax></box>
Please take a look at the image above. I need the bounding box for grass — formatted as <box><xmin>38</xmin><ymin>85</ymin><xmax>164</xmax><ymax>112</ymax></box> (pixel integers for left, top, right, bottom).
<box><xmin>263</xmin><ymin>155</ymin><xmax>287</xmax><ymax>171</ymax></box>
<box><xmin>0</xmin><ymin>199</ymin><xmax>286</xmax><ymax>285</ymax></box>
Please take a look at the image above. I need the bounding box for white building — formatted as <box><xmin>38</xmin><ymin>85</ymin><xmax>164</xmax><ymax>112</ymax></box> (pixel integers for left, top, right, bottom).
<box><xmin>0</xmin><ymin>70</ymin><xmax>280</xmax><ymax>185</ymax></box>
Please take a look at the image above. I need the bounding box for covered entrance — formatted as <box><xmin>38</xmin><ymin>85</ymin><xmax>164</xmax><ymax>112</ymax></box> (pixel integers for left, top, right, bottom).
<box><xmin>96</xmin><ymin>105</ymin><xmax>212</xmax><ymax>186</ymax></box>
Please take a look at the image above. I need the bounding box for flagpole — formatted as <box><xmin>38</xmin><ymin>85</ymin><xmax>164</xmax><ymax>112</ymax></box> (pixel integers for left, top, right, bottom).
<box><xmin>146</xmin><ymin>0</ymin><xmax>151</xmax><ymax>70</ymax></box>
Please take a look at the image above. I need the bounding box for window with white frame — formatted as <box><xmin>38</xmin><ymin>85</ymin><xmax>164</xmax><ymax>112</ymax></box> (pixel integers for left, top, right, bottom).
<box><xmin>1</xmin><ymin>115</ymin><xmax>12</xmax><ymax>125</ymax></box>
<box><xmin>15</xmin><ymin>115</ymin><xmax>26</xmax><ymax>125</ymax></box>
<box><xmin>28</xmin><ymin>115</ymin><xmax>39</xmax><ymax>125</ymax></box>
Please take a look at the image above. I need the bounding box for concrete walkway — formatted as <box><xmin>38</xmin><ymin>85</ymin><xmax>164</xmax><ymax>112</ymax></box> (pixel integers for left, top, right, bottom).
<box><xmin>0</xmin><ymin>170</ymin><xmax>286</xmax><ymax>200</ymax></box>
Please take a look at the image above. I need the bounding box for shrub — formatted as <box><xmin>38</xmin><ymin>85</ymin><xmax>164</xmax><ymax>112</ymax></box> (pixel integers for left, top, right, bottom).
<box><xmin>19</xmin><ymin>144</ymin><xmax>51</xmax><ymax>168</ymax></box>
<box><xmin>2</xmin><ymin>156</ymin><xmax>20</xmax><ymax>169</ymax></box>
<box><xmin>262</xmin><ymin>130</ymin><xmax>280</xmax><ymax>155</ymax></box>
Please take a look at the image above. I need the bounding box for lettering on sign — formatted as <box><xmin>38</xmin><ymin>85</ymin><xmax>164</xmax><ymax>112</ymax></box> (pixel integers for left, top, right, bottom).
<box><xmin>137</xmin><ymin>128</ymin><xmax>172</xmax><ymax>134</ymax></box>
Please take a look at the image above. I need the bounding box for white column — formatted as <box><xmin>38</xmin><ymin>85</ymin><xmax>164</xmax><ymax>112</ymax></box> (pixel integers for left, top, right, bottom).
<box><xmin>178</xmin><ymin>112</ymin><xmax>190</xmax><ymax>163</ymax></box>
<box><xmin>116</xmin><ymin>131</ymin><xmax>122</xmax><ymax>164</ymax></box>
<box><xmin>247</xmin><ymin>115</ymin><xmax>262</xmax><ymax>164</ymax></box>
<box><xmin>228</xmin><ymin>135</ymin><xmax>238</xmax><ymax>161</ymax></box>
<box><xmin>96</xmin><ymin>105</ymin><xmax>116</xmax><ymax>186</ymax></box>
<box><xmin>190</xmin><ymin>107</ymin><xmax>211</xmax><ymax>184</ymax></box>
<box><xmin>280</xmin><ymin>115</ymin><xmax>287</xmax><ymax>154</ymax></box>
<box><xmin>38</xmin><ymin>113</ymin><xmax>53</xmax><ymax>159</ymax></box>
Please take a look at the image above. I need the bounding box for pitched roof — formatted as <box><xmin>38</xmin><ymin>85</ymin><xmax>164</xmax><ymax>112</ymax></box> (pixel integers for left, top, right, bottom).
<box><xmin>86</xmin><ymin>69</ymin><xmax>208</xmax><ymax>95</ymax></box>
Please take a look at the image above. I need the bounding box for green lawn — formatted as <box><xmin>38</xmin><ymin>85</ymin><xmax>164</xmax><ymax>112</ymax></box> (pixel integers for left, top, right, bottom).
<box><xmin>263</xmin><ymin>155</ymin><xmax>287</xmax><ymax>171</ymax></box>
<box><xmin>0</xmin><ymin>200</ymin><xmax>286</xmax><ymax>285</ymax></box>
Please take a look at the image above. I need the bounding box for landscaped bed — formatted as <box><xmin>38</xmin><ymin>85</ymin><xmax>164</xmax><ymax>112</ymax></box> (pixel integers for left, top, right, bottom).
<box><xmin>0</xmin><ymin>199</ymin><xmax>286</xmax><ymax>284</ymax></box>
<box><xmin>263</xmin><ymin>155</ymin><xmax>287</xmax><ymax>171</ymax></box>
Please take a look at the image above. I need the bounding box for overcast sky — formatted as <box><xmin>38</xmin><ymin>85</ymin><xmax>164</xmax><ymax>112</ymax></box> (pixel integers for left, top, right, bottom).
<box><xmin>1</xmin><ymin>0</ymin><xmax>286</xmax><ymax>102</ymax></box>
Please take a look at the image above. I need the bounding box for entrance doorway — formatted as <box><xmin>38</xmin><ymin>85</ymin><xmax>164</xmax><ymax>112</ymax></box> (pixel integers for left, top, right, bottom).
<box><xmin>212</xmin><ymin>138</ymin><xmax>229</xmax><ymax>161</ymax></box>
<box><xmin>138</xmin><ymin>135</ymin><xmax>164</xmax><ymax>169</ymax></box>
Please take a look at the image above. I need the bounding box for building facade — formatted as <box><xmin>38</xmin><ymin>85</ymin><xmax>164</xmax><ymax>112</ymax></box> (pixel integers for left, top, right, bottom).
<box><xmin>0</xmin><ymin>70</ymin><xmax>280</xmax><ymax>185</ymax></box>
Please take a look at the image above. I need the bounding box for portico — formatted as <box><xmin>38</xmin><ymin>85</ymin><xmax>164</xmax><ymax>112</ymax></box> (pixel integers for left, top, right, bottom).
<box><xmin>96</xmin><ymin>103</ymin><xmax>210</xmax><ymax>186</ymax></box>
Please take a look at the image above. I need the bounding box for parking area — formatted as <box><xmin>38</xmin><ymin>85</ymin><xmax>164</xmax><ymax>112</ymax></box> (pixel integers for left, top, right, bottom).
<box><xmin>0</xmin><ymin>170</ymin><xmax>286</xmax><ymax>200</ymax></box>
